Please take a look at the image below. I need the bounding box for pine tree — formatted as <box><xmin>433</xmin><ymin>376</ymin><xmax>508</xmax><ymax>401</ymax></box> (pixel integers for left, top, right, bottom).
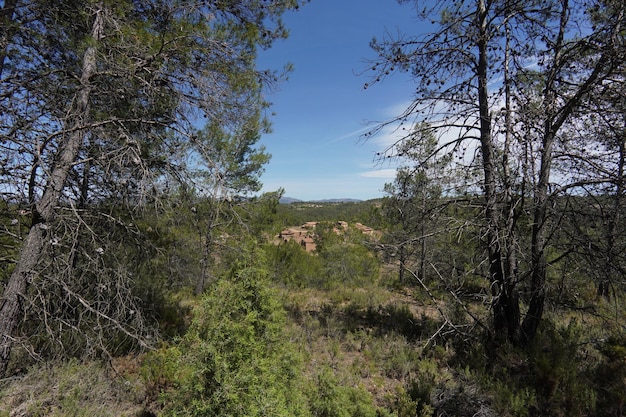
<box><xmin>0</xmin><ymin>0</ymin><xmax>303</xmax><ymax>376</ymax></box>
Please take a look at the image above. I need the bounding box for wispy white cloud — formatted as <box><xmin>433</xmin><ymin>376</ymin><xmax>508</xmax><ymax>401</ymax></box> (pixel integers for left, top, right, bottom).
<box><xmin>327</xmin><ymin>125</ymin><xmax>373</xmax><ymax>144</ymax></box>
<box><xmin>359</xmin><ymin>168</ymin><xmax>397</xmax><ymax>179</ymax></box>
<box><xmin>381</xmin><ymin>100</ymin><xmax>414</xmax><ymax>119</ymax></box>
<box><xmin>370</xmin><ymin>123</ymin><xmax>407</xmax><ymax>149</ymax></box>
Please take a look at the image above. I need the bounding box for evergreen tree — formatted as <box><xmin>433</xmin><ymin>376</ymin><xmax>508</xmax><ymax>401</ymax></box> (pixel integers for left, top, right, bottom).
<box><xmin>0</xmin><ymin>0</ymin><xmax>303</xmax><ymax>376</ymax></box>
<box><xmin>382</xmin><ymin>124</ymin><xmax>449</xmax><ymax>285</ymax></box>
<box><xmin>365</xmin><ymin>0</ymin><xmax>625</xmax><ymax>344</ymax></box>
<box><xmin>153</xmin><ymin>245</ymin><xmax>309</xmax><ymax>417</ymax></box>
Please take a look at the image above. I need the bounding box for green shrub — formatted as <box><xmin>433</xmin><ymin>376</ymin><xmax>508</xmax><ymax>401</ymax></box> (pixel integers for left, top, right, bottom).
<box><xmin>306</xmin><ymin>366</ymin><xmax>378</xmax><ymax>417</ymax></box>
<box><xmin>151</xmin><ymin>249</ymin><xmax>309</xmax><ymax>417</ymax></box>
<box><xmin>319</xmin><ymin>242</ymin><xmax>380</xmax><ymax>290</ymax></box>
<box><xmin>529</xmin><ymin>320</ymin><xmax>596</xmax><ymax>416</ymax></box>
<box><xmin>487</xmin><ymin>378</ymin><xmax>537</xmax><ymax>417</ymax></box>
<box><xmin>387</xmin><ymin>381</ymin><xmax>435</xmax><ymax>417</ymax></box>
<box><xmin>594</xmin><ymin>336</ymin><xmax>626</xmax><ymax>416</ymax></box>
<box><xmin>266</xmin><ymin>240</ymin><xmax>323</xmax><ymax>288</ymax></box>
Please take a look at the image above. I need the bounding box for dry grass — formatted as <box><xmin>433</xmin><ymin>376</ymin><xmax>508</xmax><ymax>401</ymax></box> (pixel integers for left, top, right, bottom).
<box><xmin>0</xmin><ymin>358</ymin><xmax>148</xmax><ymax>417</ymax></box>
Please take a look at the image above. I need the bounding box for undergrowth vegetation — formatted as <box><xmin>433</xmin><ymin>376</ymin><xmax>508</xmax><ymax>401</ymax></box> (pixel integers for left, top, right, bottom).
<box><xmin>1</xmin><ymin>200</ymin><xmax>625</xmax><ymax>416</ymax></box>
<box><xmin>1</xmin><ymin>0</ymin><xmax>625</xmax><ymax>414</ymax></box>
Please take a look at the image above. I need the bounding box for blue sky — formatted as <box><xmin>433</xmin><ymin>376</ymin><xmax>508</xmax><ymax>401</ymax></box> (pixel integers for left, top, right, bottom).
<box><xmin>257</xmin><ymin>0</ymin><xmax>424</xmax><ymax>201</ymax></box>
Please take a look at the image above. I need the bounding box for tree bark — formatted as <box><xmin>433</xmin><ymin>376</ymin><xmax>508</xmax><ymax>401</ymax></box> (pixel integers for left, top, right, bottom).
<box><xmin>0</xmin><ymin>7</ymin><xmax>103</xmax><ymax>377</ymax></box>
<box><xmin>521</xmin><ymin>0</ymin><xmax>569</xmax><ymax>345</ymax></box>
<box><xmin>476</xmin><ymin>0</ymin><xmax>520</xmax><ymax>343</ymax></box>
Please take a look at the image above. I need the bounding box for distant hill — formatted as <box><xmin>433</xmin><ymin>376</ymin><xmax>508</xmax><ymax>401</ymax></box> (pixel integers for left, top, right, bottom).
<box><xmin>279</xmin><ymin>197</ymin><xmax>363</xmax><ymax>204</ymax></box>
<box><xmin>279</xmin><ymin>196</ymin><xmax>303</xmax><ymax>204</ymax></box>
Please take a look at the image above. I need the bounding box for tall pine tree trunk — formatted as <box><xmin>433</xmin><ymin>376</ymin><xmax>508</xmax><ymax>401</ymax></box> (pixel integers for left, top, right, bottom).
<box><xmin>0</xmin><ymin>7</ymin><xmax>103</xmax><ymax>377</ymax></box>
<box><xmin>476</xmin><ymin>0</ymin><xmax>520</xmax><ymax>343</ymax></box>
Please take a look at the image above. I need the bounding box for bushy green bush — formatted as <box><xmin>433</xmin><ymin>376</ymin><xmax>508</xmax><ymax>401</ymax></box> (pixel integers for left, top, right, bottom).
<box><xmin>466</xmin><ymin>319</ymin><xmax>598</xmax><ymax>417</ymax></box>
<box><xmin>306</xmin><ymin>365</ymin><xmax>378</xmax><ymax>417</ymax></box>
<box><xmin>386</xmin><ymin>380</ymin><xmax>435</xmax><ymax>417</ymax></box>
<box><xmin>529</xmin><ymin>320</ymin><xmax>596</xmax><ymax>416</ymax></box>
<box><xmin>318</xmin><ymin>241</ymin><xmax>380</xmax><ymax>289</ymax></box>
<box><xmin>146</xmin><ymin>248</ymin><xmax>309</xmax><ymax>417</ymax></box>
<box><xmin>265</xmin><ymin>240</ymin><xmax>323</xmax><ymax>287</ymax></box>
<box><xmin>594</xmin><ymin>335</ymin><xmax>626</xmax><ymax>416</ymax></box>
<box><xmin>266</xmin><ymin>232</ymin><xmax>379</xmax><ymax>290</ymax></box>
